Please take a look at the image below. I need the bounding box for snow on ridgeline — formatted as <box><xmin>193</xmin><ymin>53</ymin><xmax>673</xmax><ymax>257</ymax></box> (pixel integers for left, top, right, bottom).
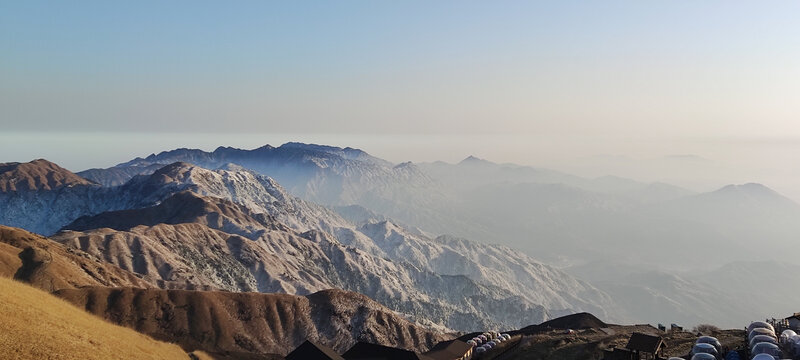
<box><xmin>1</xmin><ymin>158</ymin><xmax>622</xmax><ymax>330</ymax></box>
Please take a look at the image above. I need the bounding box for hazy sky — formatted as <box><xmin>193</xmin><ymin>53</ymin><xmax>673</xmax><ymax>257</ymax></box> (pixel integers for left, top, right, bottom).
<box><xmin>2</xmin><ymin>1</ymin><xmax>800</xmax><ymax>197</ymax></box>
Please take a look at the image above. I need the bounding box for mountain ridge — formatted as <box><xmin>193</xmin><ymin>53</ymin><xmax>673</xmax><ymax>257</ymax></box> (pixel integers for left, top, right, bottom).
<box><xmin>0</xmin><ymin>159</ymin><xmax>95</xmax><ymax>192</ymax></box>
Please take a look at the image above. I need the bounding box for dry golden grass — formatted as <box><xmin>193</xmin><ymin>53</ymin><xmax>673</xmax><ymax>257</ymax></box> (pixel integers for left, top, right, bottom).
<box><xmin>0</xmin><ymin>277</ymin><xmax>190</xmax><ymax>360</ymax></box>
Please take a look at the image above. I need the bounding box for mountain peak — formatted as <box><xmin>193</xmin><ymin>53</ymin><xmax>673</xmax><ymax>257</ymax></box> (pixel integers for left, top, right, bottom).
<box><xmin>458</xmin><ymin>155</ymin><xmax>493</xmax><ymax>166</ymax></box>
<box><xmin>698</xmin><ymin>183</ymin><xmax>800</xmax><ymax>210</ymax></box>
<box><xmin>0</xmin><ymin>159</ymin><xmax>94</xmax><ymax>192</ymax></box>
<box><xmin>394</xmin><ymin>161</ymin><xmax>416</xmax><ymax>169</ymax></box>
<box><xmin>151</xmin><ymin>162</ymin><xmax>195</xmax><ymax>175</ymax></box>
<box><xmin>716</xmin><ymin>183</ymin><xmax>778</xmax><ymax>197</ymax></box>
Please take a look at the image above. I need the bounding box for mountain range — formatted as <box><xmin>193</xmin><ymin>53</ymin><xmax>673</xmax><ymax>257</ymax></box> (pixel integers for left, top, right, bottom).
<box><xmin>2</xmin><ymin>142</ymin><xmax>799</xmax><ymax>333</ymax></box>
<box><xmin>75</xmin><ymin>142</ymin><xmax>800</xmax><ymax>269</ymax></box>
<box><xmin>0</xmin><ymin>225</ymin><xmax>446</xmax><ymax>357</ymax></box>
<box><xmin>0</xmin><ymin>158</ymin><xmax>618</xmax><ymax>332</ymax></box>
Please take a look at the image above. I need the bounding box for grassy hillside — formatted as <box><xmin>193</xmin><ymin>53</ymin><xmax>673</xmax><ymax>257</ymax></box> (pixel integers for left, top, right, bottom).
<box><xmin>0</xmin><ymin>277</ymin><xmax>190</xmax><ymax>360</ymax></box>
<box><xmin>55</xmin><ymin>286</ymin><xmax>447</xmax><ymax>356</ymax></box>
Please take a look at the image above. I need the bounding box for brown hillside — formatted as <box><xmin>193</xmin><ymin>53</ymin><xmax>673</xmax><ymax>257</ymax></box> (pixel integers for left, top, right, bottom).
<box><xmin>0</xmin><ymin>226</ymin><xmax>151</xmax><ymax>291</ymax></box>
<box><xmin>0</xmin><ymin>159</ymin><xmax>94</xmax><ymax>192</ymax></box>
<box><xmin>56</xmin><ymin>286</ymin><xmax>449</xmax><ymax>357</ymax></box>
<box><xmin>517</xmin><ymin>312</ymin><xmax>609</xmax><ymax>334</ymax></box>
<box><xmin>64</xmin><ymin>191</ymin><xmax>291</xmax><ymax>235</ymax></box>
<box><xmin>0</xmin><ymin>277</ymin><xmax>189</xmax><ymax>360</ymax></box>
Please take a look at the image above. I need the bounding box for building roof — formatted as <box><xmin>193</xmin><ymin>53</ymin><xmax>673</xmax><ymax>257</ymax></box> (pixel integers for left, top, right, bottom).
<box><xmin>625</xmin><ymin>333</ymin><xmax>665</xmax><ymax>354</ymax></box>
<box><xmin>603</xmin><ymin>347</ymin><xmax>635</xmax><ymax>360</ymax></box>
<box><xmin>786</xmin><ymin>312</ymin><xmax>800</xmax><ymax>321</ymax></box>
<box><xmin>286</xmin><ymin>340</ymin><xmax>345</xmax><ymax>360</ymax></box>
<box><xmin>343</xmin><ymin>342</ymin><xmax>434</xmax><ymax>360</ymax></box>
<box><xmin>424</xmin><ymin>340</ymin><xmax>472</xmax><ymax>359</ymax></box>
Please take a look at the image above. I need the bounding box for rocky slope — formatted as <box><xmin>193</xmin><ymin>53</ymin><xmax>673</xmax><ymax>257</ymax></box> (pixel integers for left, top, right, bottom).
<box><xmin>54</xmin><ymin>191</ymin><xmax>555</xmax><ymax>330</ymax></box>
<box><xmin>56</xmin><ymin>286</ymin><xmax>449</xmax><ymax>356</ymax></box>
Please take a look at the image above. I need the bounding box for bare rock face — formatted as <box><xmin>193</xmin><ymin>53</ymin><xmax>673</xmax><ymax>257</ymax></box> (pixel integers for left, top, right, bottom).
<box><xmin>55</xmin><ymin>286</ymin><xmax>450</xmax><ymax>356</ymax></box>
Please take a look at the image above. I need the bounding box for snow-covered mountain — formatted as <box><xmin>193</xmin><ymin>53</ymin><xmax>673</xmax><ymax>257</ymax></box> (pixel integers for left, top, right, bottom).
<box><xmin>78</xmin><ymin>143</ymin><xmax>702</xmax><ymax>263</ymax></box>
<box><xmin>1</xmin><ymin>159</ymin><xmax>620</xmax><ymax>330</ymax></box>
<box><xmin>7</xmin><ymin>144</ymin><xmax>800</xmax><ymax>329</ymax></box>
<box><xmin>81</xmin><ymin>142</ymin><xmax>439</xmax><ymax>207</ymax></box>
<box><xmin>0</xmin><ymin>160</ymin><xmax>116</xmax><ymax>235</ymax></box>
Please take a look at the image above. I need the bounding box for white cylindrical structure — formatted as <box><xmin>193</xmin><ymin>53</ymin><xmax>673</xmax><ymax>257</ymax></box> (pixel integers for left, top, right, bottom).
<box><xmin>751</xmin><ymin>342</ymin><xmax>782</xmax><ymax>358</ymax></box>
<box><xmin>749</xmin><ymin>328</ymin><xmax>777</xmax><ymax>343</ymax></box>
<box><xmin>691</xmin><ymin>343</ymin><xmax>718</xmax><ymax>358</ymax></box>
<box><xmin>690</xmin><ymin>354</ymin><xmax>716</xmax><ymax>360</ymax></box>
<box><xmin>696</xmin><ymin>335</ymin><xmax>722</xmax><ymax>354</ymax></box>
<box><xmin>748</xmin><ymin>321</ymin><xmax>775</xmax><ymax>333</ymax></box>
<box><xmin>780</xmin><ymin>329</ymin><xmax>796</xmax><ymax>345</ymax></box>
<box><xmin>750</xmin><ymin>334</ymin><xmax>778</xmax><ymax>349</ymax></box>
<box><xmin>750</xmin><ymin>354</ymin><xmax>775</xmax><ymax>360</ymax></box>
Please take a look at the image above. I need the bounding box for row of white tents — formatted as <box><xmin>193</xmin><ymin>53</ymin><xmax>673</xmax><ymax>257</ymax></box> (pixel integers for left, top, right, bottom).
<box><xmin>673</xmin><ymin>321</ymin><xmax>798</xmax><ymax>360</ymax></box>
<box><xmin>466</xmin><ymin>331</ymin><xmax>512</xmax><ymax>356</ymax></box>
<box><xmin>747</xmin><ymin>321</ymin><xmax>784</xmax><ymax>360</ymax></box>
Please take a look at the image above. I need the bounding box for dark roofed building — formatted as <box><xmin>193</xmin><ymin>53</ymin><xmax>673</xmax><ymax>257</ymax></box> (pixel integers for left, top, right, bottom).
<box><xmin>625</xmin><ymin>333</ymin><xmax>666</xmax><ymax>360</ymax></box>
<box><xmin>424</xmin><ymin>340</ymin><xmax>473</xmax><ymax>360</ymax></box>
<box><xmin>786</xmin><ymin>313</ymin><xmax>800</xmax><ymax>330</ymax></box>
<box><xmin>343</xmin><ymin>342</ymin><xmax>434</xmax><ymax>360</ymax></box>
<box><xmin>286</xmin><ymin>340</ymin><xmax>345</xmax><ymax>360</ymax></box>
<box><xmin>603</xmin><ymin>347</ymin><xmax>636</xmax><ymax>360</ymax></box>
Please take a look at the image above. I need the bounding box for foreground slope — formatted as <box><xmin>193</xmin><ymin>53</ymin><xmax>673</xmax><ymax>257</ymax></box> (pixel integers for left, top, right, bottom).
<box><xmin>56</xmin><ymin>286</ymin><xmax>449</xmax><ymax>356</ymax></box>
<box><xmin>0</xmin><ymin>277</ymin><xmax>189</xmax><ymax>360</ymax></box>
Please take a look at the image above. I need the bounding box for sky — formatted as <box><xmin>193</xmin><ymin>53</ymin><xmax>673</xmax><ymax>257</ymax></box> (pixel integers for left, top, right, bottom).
<box><xmin>2</xmin><ymin>1</ymin><xmax>800</xmax><ymax>197</ymax></box>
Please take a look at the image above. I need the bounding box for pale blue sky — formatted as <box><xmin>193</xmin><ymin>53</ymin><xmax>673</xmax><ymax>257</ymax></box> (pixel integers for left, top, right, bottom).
<box><xmin>2</xmin><ymin>1</ymin><xmax>799</xmax><ymax>136</ymax></box>
<box><xmin>2</xmin><ymin>1</ymin><xmax>800</xmax><ymax>198</ymax></box>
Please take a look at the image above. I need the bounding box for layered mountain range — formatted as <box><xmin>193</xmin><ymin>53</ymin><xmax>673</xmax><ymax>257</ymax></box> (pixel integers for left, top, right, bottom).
<box><xmin>0</xmin><ymin>158</ymin><xmax>618</xmax><ymax>332</ymax></box>
<box><xmin>0</xmin><ymin>225</ymin><xmax>446</xmax><ymax>357</ymax></box>
<box><xmin>76</xmin><ymin>143</ymin><xmax>800</xmax><ymax>269</ymax></box>
<box><xmin>3</xmin><ymin>142</ymin><xmax>800</xmax><ymax>331</ymax></box>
